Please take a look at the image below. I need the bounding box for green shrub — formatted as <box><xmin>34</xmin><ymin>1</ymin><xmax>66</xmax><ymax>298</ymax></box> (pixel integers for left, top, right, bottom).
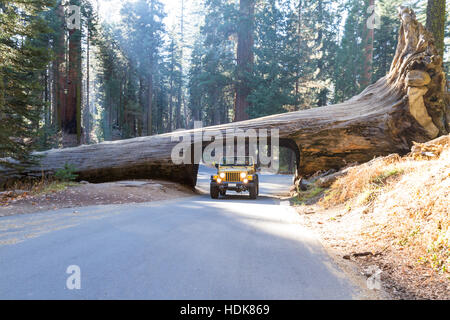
<box><xmin>55</xmin><ymin>163</ymin><xmax>78</xmax><ymax>182</ymax></box>
<box><xmin>371</xmin><ymin>168</ymin><xmax>404</xmax><ymax>186</ymax></box>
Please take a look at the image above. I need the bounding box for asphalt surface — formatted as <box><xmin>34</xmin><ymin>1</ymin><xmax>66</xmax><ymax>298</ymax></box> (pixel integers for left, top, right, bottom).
<box><xmin>0</xmin><ymin>166</ymin><xmax>362</xmax><ymax>300</ymax></box>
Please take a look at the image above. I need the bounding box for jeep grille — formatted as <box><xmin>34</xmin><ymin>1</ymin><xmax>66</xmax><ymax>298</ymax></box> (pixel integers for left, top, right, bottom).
<box><xmin>226</xmin><ymin>172</ymin><xmax>240</xmax><ymax>182</ymax></box>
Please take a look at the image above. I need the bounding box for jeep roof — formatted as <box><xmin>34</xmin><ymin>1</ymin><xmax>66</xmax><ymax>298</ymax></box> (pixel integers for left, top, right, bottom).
<box><xmin>220</xmin><ymin>156</ymin><xmax>254</xmax><ymax>166</ymax></box>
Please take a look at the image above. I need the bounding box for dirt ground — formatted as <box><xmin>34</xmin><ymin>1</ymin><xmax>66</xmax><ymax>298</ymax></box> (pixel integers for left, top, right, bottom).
<box><xmin>0</xmin><ymin>180</ymin><xmax>196</xmax><ymax>217</ymax></box>
<box><xmin>291</xmin><ymin>136</ymin><xmax>450</xmax><ymax>300</ymax></box>
<box><xmin>295</xmin><ymin>204</ymin><xmax>449</xmax><ymax>300</ymax></box>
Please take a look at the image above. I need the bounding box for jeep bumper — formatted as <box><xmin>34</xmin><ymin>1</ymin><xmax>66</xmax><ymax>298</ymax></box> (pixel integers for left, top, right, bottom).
<box><xmin>210</xmin><ymin>180</ymin><xmax>256</xmax><ymax>192</ymax></box>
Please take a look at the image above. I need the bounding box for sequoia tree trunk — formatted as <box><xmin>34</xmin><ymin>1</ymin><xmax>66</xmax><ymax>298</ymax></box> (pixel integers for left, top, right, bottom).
<box><xmin>0</xmin><ymin>8</ymin><xmax>448</xmax><ymax>188</ymax></box>
<box><xmin>65</xmin><ymin>16</ymin><xmax>82</xmax><ymax>147</ymax></box>
<box><xmin>234</xmin><ymin>0</ymin><xmax>255</xmax><ymax>122</ymax></box>
<box><xmin>55</xmin><ymin>3</ymin><xmax>66</xmax><ymax>131</ymax></box>
<box><xmin>426</xmin><ymin>0</ymin><xmax>447</xmax><ymax>57</ymax></box>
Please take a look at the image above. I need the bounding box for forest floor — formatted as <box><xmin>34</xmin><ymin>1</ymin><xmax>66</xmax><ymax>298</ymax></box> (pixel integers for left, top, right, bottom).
<box><xmin>0</xmin><ymin>180</ymin><xmax>195</xmax><ymax>217</ymax></box>
<box><xmin>293</xmin><ymin>135</ymin><xmax>449</xmax><ymax>300</ymax></box>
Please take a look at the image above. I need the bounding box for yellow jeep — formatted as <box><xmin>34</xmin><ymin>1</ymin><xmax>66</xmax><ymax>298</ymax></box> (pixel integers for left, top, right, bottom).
<box><xmin>210</xmin><ymin>156</ymin><xmax>259</xmax><ymax>199</ymax></box>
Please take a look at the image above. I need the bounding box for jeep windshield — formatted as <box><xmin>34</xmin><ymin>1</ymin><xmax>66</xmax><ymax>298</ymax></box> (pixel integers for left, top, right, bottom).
<box><xmin>220</xmin><ymin>157</ymin><xmax>254</xmax><ymax>166</ymax></box>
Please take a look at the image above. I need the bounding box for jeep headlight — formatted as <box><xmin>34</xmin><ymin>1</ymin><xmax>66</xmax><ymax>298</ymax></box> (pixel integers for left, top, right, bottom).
<box><xmin>240</xmin><ymin>172</ymin><xmax>247</xmax><ymax>179</ymax></box>
<box><xmin>219</xmin><ymin>172</ymin><xmax>226</xmax><ymax>179</ymax></box>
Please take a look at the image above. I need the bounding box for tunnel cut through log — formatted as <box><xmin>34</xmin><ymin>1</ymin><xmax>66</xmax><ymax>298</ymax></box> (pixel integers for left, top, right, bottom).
<box><xmin>0</xmin><ymin>7</ymin><xmax>448</xmax><ymax>189</ymax></box>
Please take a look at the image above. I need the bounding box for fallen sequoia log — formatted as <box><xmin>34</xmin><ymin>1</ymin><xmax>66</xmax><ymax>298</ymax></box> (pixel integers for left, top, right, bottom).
<box><xmin>0</xmin><ymin>8</ymin><xmax>448</xmax><ymax>189</ymax></box>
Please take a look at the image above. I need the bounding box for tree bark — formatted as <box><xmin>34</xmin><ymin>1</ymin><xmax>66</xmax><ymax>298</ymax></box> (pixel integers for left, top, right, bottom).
<box><xmin>148</xmin><ymin>75</ymin><xmax>153</xmax><ymax>136</ymax></box>
<box><xmin>55</xmin><ymin>3</ymin><xmax>66</xmax><ymax>132</ymax></box>
<box><xmin>295</xmin><ymin>0</ymin><xmax>302</xmax><ymax>108</ymax></box>
<box><xmin>168</xmin><ymin>41</ymin><xmax>175</xmax><ymax>132</ymax></box>
<box><xmin>147</xmin><ymin>0</ymin><xmax>155</xmax><ymax>136</ymax></box>
<box><xmin>178</xmin><ymin>0</ymin><xmax>186</xmax><ymax>129</ymax></box>
<box><xmin>426</xmin><ymin>0</ymin><xmax>446</xmax><ymax>57</ymax></box>
<box><xmin>0</xmin><ymin>8</ymin><xmax>448</xmax><ymax>188</ymax></box>
<box><xmin>138</xmin><ymin>76</ymin><xmax>144</xmax><ymax>136</ymax></box>
<box><xmin>234</xmin><ymin>0</ymin><xmax>255</xmax><ymax>122</ymax></box>
<box><xmin>85</xmin><ymin>24</ymin><xmax>90</xmax><ymax>144</ymax></box>
<box><xmin>65</xmin><ymin>15</ymin><xmax>82</xmax><ymax>146</ymax></box>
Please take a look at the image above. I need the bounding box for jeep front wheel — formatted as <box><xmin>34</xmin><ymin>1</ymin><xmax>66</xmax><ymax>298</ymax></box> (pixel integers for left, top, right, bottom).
<box><xmin>210</xmin><ymin>184</ymin><xmax>219</xmax><ymax>199</ymax></box>
<box><xmin>249</xmin><ymin>184</ymin><xmax>258</xmax><ymax>200</ymax></box>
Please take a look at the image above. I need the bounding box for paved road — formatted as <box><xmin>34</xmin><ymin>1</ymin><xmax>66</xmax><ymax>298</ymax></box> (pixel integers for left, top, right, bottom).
<box><xmin>0</xmin><ymin>167</ymin><xmax>362</xmax><ymax>299</ymax></box>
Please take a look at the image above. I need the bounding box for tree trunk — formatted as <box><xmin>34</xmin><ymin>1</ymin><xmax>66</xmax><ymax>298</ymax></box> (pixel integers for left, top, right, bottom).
<box><xmin>148</xmin><ymin>75</ymin><xmax>153</xmax><ymax>136</ymax></box>
<box><xmin>138</xmin><ymin>76</ymin><xmax>144</xmax><ymax>136</ymax></box>
<box><xmin>168</xmin><ymin>43</ymin><xmax>175</xmax><ymax>132</ymax></box>
<box><xmin>147</xmin><ymin>0</ymin><xmax>155</xmax><ymax>136</ymax></box>
<box><xmin>175</xmin><ymin>84</ymin><xmax>182</xmax><ymax>129</ymax></box>
<box><xmin>295</xmin><ymin>0</ymin><xmax>302</xmax><ymax>108</ymax></box>
<box><xmin>426</xmin><ymin>0</ymin><xmax>446</xmax><ymax>57</ymax></box>
<box><xmin>55</xmin><ymin>3</ymin><xmax>66</xmax><ymax>132</ymax></box>
<box><xmin>0</xmin><ymin>8</ymin><xmax>448</xmax><ymax>188</ymax></box>
<box><xmin>362</xmin><ymin>0</ymin><xmax>375</xmax><ymax>88</ymax></box>
<box><xmin>234</xmin><ymin>0</ymin><xmax>255</xmax><ymax>122</ymax></box>
<box><xmin>178</xmin><ymin>0</ymin><xmax>185</xmax><ymax>130</ymax></box>
<box><xmin>65</xmin><ymin>21</ymin><xmax>82</xmax><ymax>146</ymax></box>
<box><xmin>85</xmin><ymin>26</ymin><xmax>90</xmax><ymax>144</ymax></box>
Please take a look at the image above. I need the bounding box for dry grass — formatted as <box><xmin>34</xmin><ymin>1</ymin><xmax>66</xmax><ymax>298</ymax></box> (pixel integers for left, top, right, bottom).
<box><xmin>319</xmin><ymin>135</ymin><xmax>450</xmax><ymax>275</ymax></box>
<box><xmin>320</xmin><ymin>154</ymin><xmax>404</xmax><ymax>208</ymax></box>
<box><xmin>0</xmin><ymin>178</ymin><xmax>79</xmax><ymax>206</ymax></box>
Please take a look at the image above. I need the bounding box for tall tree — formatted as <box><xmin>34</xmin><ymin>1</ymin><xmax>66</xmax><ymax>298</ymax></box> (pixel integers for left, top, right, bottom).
<box><xmin>188</xmin><ymin>0</ymin><xmax>236</xmax><ymax>126</ymax></box>
<box><xmin>426</xmin><ymin>0</ymin><xmax>447</xmax><ymax>57</ymax></box>
<box><xmin>234</xmin><ymin>0</ymin><xmax>255</xmax><ymax>122</ymax></box>
<box><xmin>83</xmin><ymin>0</ymin><xmax>97</xmax><ymax>144</ymax></box>
<box><xmin>65</xmin><ymin>0</ymin><xmax>83</xmax><ymax>146</ymax></box>
<box><xmin>175</xmin><ymin>0</ymin><xmax>185</xmax><ymax>130</ymax></box>
<box><xmin>53</xmin><ymin>2</ymin><xmax>67</xmax><ymax>134</ymax></box>
<box><xmin>0</xmin><ymin>0</ymin><xmax>52</xmax><ymax>166</ymax></box>
<box><xmin>247</xmin><ymin>0</ymin><xmax>299</xmax><ymax>118</ymax></box>
<box><xmin>120</xmin><ymin>0</ymin><xmax>165</xmax><ymax>136</ymax></box>
<box><xmin>334</xmin><ymin>0</ymin><xmax>366</xmax><ymax>102</ymax></box>
<box><xmin>372</xmin><ymin>0</ymin><xmax>403</xmax><ymax>82</ymax></box>
<box><xmin>294</xmin><ymin>0</ymin><xmax>339</xmax><ymax>108</ymax></box>
<box><xmin>188</xmin><ymin>37</ymin><xmax>204</xmax><ymax>123</ymax></box>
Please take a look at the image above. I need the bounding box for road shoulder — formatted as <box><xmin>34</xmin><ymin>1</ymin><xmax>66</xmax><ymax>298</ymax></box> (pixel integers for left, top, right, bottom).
<box><xmin>0</xmin><ymin>180</ymin><xmax>196</xmax><ymax>217</ymax></box>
